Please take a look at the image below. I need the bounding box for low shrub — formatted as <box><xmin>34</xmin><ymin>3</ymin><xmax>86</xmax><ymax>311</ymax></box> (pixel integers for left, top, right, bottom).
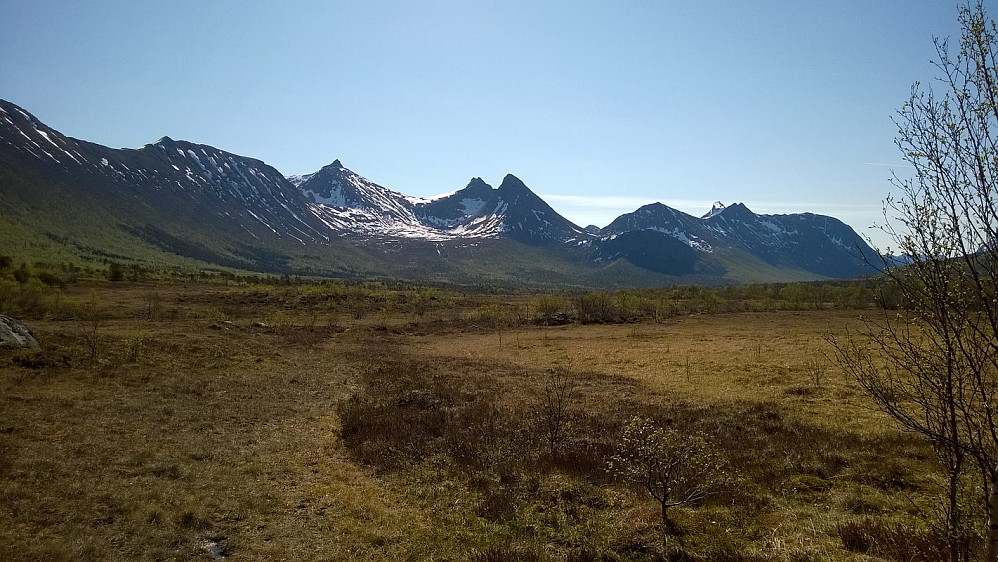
<box><xmin>11</xmin><ymin>349</ymin><xmax>72</xmax><ymax>369</ymax></box>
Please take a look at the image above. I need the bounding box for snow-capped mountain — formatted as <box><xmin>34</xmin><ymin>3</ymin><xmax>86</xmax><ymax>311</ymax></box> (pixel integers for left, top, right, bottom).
<box><xmin>290</xmin><ymin>160</ymin><xmax>588</xmax><ymax>244</ymax></box>
<box><xmin>702</xmin><ymin>201</ymin><xmax>726</xmax><ymax>219</ymax></box>
<box><xmin>604</xmin><ymin>203</ymin><xmax>713</xmax><ymax>251</ymax></box>
<box><xmin>296</xmin><ymin>159</ymin><xmax>449</xmax><ymax>240</ymax></box>
<box><xmin>0</xmin><ymin>98</ymin><xmax>879</xmax><ymax>282</ymax></box>
<box><xmin>0</xmin><ymin>100</ymin><xmax>331</xmax><ymax>248</ymax></box>
<box><xmin>598</xmin><ymin>201</ymin><xmax>877</xmax><ymax>278</ymax></box>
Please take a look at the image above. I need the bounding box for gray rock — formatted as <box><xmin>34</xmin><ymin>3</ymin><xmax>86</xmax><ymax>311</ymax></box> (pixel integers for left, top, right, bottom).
<box><xmin>0</xmin><ymin>316</ymin><xmax>39</xmax><ymax>349</ymax></box>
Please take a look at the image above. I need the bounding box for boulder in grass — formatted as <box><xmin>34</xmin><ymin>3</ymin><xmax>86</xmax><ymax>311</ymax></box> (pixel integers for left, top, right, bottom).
<box><xmin>0</xmin><ymin>316</ymin><xmax>39</xmax><ymax>349</ymax></box>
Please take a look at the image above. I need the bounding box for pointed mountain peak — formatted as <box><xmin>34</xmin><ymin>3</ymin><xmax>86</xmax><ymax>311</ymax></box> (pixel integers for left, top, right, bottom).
<box><xmin>143</xmin><ymin>136</ymin><xmax>179</xmax><ymax>151</ymax></box>
<box><xmin>318</xmin><ymin>159</ymin><xmax>344</xmax><ymax>171</ymax></box>
<box><xmin>643</xmin><ymin>202</ymin><xmax>670</xmax><ymax>211</ymax></box>
<box><xmin>466</xmin><ymin>176</ymin><xmax>490</xmax><ymax>189</ymax></box>
<box><xmin>451</xmin><ymin>176</ymin><xmax>494</xmax><ymax>199</ymax></box>
<box><xmin>633</xmin><ymin>202</ymin><xmax>685</xmax><ymax>217</ymax></box>
<box><xmin>498</xmin><ymin>173</ymin><xmax>530</xmax><ymax>192</ymax></box>
<box><xmin>713</xmin><ymin>202</ymin><xmax>755</xmax><ymax>220</ymax></box>
<box><xmin>702</xmin><ymin>201</ymin><xmax>725</xmax><ymax>219</ymax></box>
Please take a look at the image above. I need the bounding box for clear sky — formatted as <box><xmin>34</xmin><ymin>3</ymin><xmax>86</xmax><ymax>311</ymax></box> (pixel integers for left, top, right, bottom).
<box><xmin>0</xmin><ymin>1</ymin><xmax>980</xmax><ymax>250</ymax></box>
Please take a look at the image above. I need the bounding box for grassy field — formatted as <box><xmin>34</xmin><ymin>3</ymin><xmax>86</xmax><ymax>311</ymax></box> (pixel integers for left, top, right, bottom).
<box><xmin>0</xmin><ymin>280</ymin><xmax>962</xmax><ymax>560</ymax></box>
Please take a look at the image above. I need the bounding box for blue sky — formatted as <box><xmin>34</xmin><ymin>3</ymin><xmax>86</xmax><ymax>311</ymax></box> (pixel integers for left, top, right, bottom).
<box><xmin>0</xmin><ymin>1</ymin><xmax>978</xmax><ymax>250</ymax></box>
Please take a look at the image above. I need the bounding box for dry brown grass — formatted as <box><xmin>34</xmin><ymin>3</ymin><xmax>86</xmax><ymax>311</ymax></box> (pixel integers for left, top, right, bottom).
<box><xmin>0</xmin><ymin>284</ymin><xmax>445</xmax><ymax>560</ymax></box>
<box><xmin>0</xmin><ymin>282</ymin><xmax>955</xmax><ymax>560</ymax></box>
<box><xmin>410</xmin><ymin>311</ymin><xmax>890</xmax><ymax>432</ymax></box>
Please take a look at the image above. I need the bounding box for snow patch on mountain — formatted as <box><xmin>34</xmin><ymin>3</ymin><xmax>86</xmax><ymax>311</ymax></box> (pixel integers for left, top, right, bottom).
<box><xmin>293</xmin><ymin>164</ymin><xmax>587</xmax><ymax>243</ymax></box>
<box><xmin>702</xmin><ymin>201</ymin><xmax>726</xmax><ymax>219</ymax></box>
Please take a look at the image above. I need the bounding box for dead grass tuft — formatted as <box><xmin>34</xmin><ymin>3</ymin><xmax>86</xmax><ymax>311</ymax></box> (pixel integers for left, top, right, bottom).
<box><xmin>836</xmin><ymin>517</ymin><xmax>950</xmax><ymax>561</ymax></box>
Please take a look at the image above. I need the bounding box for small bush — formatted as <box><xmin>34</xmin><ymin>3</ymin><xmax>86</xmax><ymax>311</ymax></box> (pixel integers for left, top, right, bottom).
<box><xmin>12</xmin><ymin>350</ymin><xmax>71</xmax><ymax>369</ymax></box>
<box><xmin>533</xmin><ymin>294</ymin><xmax>573</xmax><ymax>325</ymax></box>
<box><xmin>124</xmin><ymin>335</ymin><xmax>143</xmax><ymax>363</ymax></box>
<box><xmin>0</xmin><ymin>278</ymin><xmax>66</xmax><ymax>319</ymax></box>
<box><xmin>608</xmin><ymin>416</ymin><xmax>733</xmax><ymax>530</ymax></box>
<box><xmin>13</xmin><ymin>264</ymin><xmax>30</xmax><ymax>284</ymax></box>
<box><xmin>108</xmin><ymin>262</ymin><xmax>124</xmax><ymax>282</ymax></box>
<box><xmin>574</xmin><ymin>292</ymin><xmax>620</xmax><ymax>324</ymax></box>
<box><xmin>144</xmin><ymin>291</ymin><xmax>163</xmax><ymax>320</ymax></box>
<box><xmin>35</xmin><ymin>271</ymin><xmax>65</xmax><ymax>288</ymax></box>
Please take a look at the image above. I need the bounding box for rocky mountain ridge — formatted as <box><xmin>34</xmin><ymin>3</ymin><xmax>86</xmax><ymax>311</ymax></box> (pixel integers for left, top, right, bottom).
<box><xmin>0</xmin><ymin>98</ymin><xmax>879</xmax><ymax>283</ymax></box>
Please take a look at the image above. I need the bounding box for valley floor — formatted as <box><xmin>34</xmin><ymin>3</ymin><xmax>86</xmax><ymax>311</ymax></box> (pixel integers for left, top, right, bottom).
<box><xmin>0</xmin><ymin>282</ymin><xmax>948</xmax><ymax>560</ymax></box>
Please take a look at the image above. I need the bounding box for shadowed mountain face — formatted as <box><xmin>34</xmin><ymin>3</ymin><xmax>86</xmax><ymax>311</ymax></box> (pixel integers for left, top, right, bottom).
<box><xmin>594</xmin><ymin>229</ymin><xmax>701</xmax><ymax>276</ymax></box>
<box><xmin>0</xmin><ymin>98</ymin><xmax>879</xmax><ymax>283</ymax></box>
<box><xmin>599</xmin><ymin>202</ymin><xmax>878</xmax><ymax>279</ymax></box>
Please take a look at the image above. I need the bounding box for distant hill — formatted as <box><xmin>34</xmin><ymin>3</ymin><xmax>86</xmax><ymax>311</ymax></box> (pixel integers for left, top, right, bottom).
<box><xmin>0</xmin><ymin>99</ymin><xmax>879</xmax><ymax>286</ymax></box>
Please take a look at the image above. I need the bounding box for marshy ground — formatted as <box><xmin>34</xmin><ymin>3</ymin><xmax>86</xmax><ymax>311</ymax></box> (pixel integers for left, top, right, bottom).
<box><xmin>0</xmin><ymin>279</ymin><xmax>955</xmax><ymax>560</ymax></box>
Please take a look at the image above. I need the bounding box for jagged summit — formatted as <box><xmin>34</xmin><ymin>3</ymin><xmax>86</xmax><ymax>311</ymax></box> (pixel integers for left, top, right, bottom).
<box><xmin>710</xmin><ymin>202</ymin><xmax>754</xmax><ymax>221</ymax></box>
<box><xmin>0</xmin><ymin>97</ymin><xmax>880</xmax><ymax>281</ymax></box>
<box><xmin>300</xmin><ymin>163</ymin><xmax>586</xmax><ymax>244</ymax></box>
<box><xmin>702</xmin><ymin>201</ymin><xmax>726</xmax><ymax>219</ymax></box>
<box><xmin>465</xmin><ymin>177</ymin><xmax>490</xmax><ymax>189</ymax></box>
<box><xmin>457</xmin><ymin>177</ymin><xmax>494</xmax><ymax>198</ymax></box>
<box><xmin>497</xmin><ymin>174</ymin><xmax>532</xmax><ymax>195</ymax></box>
<box><xmin>602</xmin><ymin>197</ymin><xmax>878</xmax><ymax>278</ymax></box>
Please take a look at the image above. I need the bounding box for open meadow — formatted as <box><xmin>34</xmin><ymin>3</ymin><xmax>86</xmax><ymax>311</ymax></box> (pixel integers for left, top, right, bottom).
<box><xmin>0</xmin><ymin>277</ymin><xmax>956</xmax><ymax>560</ymax></box>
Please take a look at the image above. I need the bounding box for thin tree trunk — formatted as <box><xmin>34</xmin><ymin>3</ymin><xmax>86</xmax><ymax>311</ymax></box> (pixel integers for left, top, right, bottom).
<box><xmin>987</xmin><ymin>470</ymin><xmax>998</xmax><ymax>562</ymax></box>
<box><xmin>661</xmin><ymin>502</ymin><xmax>671</xmax><ymax>548</ymax></box>
<box><xmin>949</xmin><ymin>469</ymin><xmax>958</xmax><ymax>562</ymax></box>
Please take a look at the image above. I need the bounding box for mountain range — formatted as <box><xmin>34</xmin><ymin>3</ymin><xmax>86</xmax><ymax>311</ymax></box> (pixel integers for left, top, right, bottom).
<box><xmin>0</xmin><ymin>99</ymin><xmax>879</xmax><ymax>287</ymax></box>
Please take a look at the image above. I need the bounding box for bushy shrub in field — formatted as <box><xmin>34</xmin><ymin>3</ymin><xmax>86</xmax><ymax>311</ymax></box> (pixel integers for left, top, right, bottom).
<box><xmin>0</xmin><ymin>277</ymin><xmax>67</xmax><ymax>319</ymax></box>
<box><xmin>608</xmin><ymin>416</ymin><xmax>732</xmax><ymax>530</ymax></box>
<box><xmin>573</xmin><ymin>292</ymin><xmax>619</xmax><ymax>324</ymax></box>
<box><xmin>532</xmin><ymin>294</ymin><xmax>572</xmax><ymax>325</ymax></box>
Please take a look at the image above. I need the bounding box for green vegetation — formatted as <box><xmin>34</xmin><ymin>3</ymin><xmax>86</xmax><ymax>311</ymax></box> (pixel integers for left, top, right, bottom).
<box><xmin>608</xmin><ymin>417</ymin><xmax>732</xmax><ymax>533</ymax></box>
<box><xmin>0</xmin><ymin>271</ymin><xmax>975</xmax><ymax>559</ymax></box>
<box><xmin>834</xmin><ymin>4</ymin><xmax>998</xmax><ymax>560</ymax></box>
<box><xmin>0</xmin><ymin>170</ymin><xmax>875</xmax><ymax>287</ymax></box>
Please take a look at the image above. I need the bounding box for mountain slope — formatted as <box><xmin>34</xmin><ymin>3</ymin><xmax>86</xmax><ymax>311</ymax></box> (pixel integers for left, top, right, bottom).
<box><xmin>294</xmin><ymin>163</ymin><xmax>589</xmax><ymax>244</ymax></box>
<box><xmin>480</xmin><ymin>174</ymin><xmax>589</xmax><ymax>244</ymax></box>
<box><xmin>0</xmin><ymin>100</ymin><xmax>350</xmax><ymax>271</ymax></box>
<box><xmin>0</xmin><ymin>98</ymin><xmax>880</xmax><ymax>284</ymax></box>
<box><xmin>600</xmin><ymin>201</ymin><xmax>878</xmax><ymax>279</ymax></box>
<box><xmin>297</xmin><ymin>159</ymin><xmax>446</xmax><ymax>239</ymax></box>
